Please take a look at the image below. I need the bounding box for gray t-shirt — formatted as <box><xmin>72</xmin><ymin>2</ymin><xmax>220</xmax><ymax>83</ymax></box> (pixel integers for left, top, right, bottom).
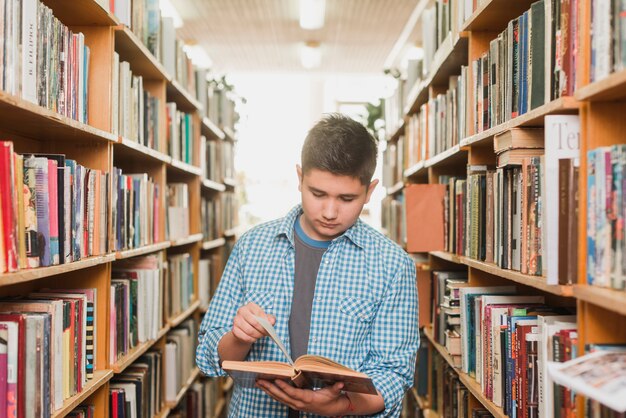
<box><xmin>288</xmin><ymin>216</ymin><xmax>329</xmax><ymax>417</ymax></box>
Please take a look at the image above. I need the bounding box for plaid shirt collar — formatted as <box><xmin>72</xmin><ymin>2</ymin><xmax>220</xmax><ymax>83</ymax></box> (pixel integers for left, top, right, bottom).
<box><xmin>275</xmin><ymin>204</ymin><xmax>365</xmax><ymax>249</ymax></box>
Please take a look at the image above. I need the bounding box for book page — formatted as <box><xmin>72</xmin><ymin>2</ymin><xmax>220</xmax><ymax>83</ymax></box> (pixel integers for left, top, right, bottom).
<box><xmin>254</xmin><ymin>315</ymin><xmax>294</xmax><ymax>366</ymax></box>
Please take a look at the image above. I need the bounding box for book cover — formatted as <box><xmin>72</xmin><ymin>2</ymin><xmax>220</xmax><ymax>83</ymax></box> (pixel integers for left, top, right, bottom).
<box><xmin>22</xmin><ymin>156</ymin><xmax>40</xmax><ymax>268</ymax></box>
<box><xmin>32</xmin><ymin>157</ymin><xmax>51</xmax><ymax>266</ymax></box>
<box><xmin>13</xmin><ymin>154</ymin><xmax>26</xmax><ymax>270</ymax></box>
<box><xmin>223</xmin><ymin>316</ymin><xmax>377</xmax><ymax>395</ymax></box>
<box><xmin>530</xmin><ymin>0</ymin><xmax>546</xmax><ymax>110</ymax></box>
<box><xmin>21</xmin><ymin>0</ymin><xmax>38</xmax><ymax>104</ymax></box>
<box><xmin>0</xmin><ymin>323</ymin><xmax>8</xmax><ymax>418</ymax></box>
<box><xmin>0</xmin><ymin>315</ymin><xmax>25</xmax><ymax>418</ymax></box>
<box><xmin>0</xmin><ymin>142</ymin><xmax>18</xmax><ymax>272</ymax></box>
<box><xmin>47</xmin><ymin>159</ymin><xmax>60</xmax><ymax>264</ymax></box>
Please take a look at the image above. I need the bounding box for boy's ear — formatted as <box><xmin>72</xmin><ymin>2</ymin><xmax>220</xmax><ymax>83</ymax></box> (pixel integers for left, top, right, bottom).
<box><xmin>296</xmin><ymin>165</ymin><xmax>303</xmax><ymax>192</ymax></box>
<box><xmin>364</xmin><ymin>179</ymin><xmax>379</xmax><ymax>204</ymax></box>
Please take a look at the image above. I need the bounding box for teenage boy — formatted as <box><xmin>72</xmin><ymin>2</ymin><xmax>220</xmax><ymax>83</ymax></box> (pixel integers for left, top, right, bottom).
<box><xmin>196</xmin><ymin>113</ymin><xmax>419</xmax><ymax>417</ymax></box>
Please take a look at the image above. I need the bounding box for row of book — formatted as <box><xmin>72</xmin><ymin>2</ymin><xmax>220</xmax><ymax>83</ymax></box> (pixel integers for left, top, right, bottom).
<box><xmin>165</xmin><ymin>253</ymin><xmax>195</xmax><ymax>319</ymax></box>
<box><xmin>196</xmin><ymin>71</ymin><xmax>239</xmax><ymax>133</ymax></box>
<box><xmin>111</xmin><ymin>169</ymin><xmax>162</xmax><ymax>252</ymax></box>
<box><xmin>110</xmin><ymin>256</ymin><xmax>164</xmax><ymax>364</ymax></box>
<box><xmin>110</xmin><ymin>350</ymin><xmax>163</xmax><ymax>418</ymax></box>
<box><xmin>0</xmin><ymin>287</ymin><xmax>97</xmax><ymax>416</ymax></box>
<box><xmin>201</xmin><ymin>196</ymin><xmax>224</xmax><ymax>241</ymax></box>
<box><xmin>1</xmin><ymin>0</ymin><xmax>90</xmax><ymax>123</ymax></box>
<box><xmin>381</xmin><ymin>194</ymin><xmax>406</xmax><ymax>247</ymax></box>
<box><xmin>167</xmin><ymin>103</ymin><xmax>198</xmax><ymax>166</ymax></box>
<box><xmin>472</xmin><ymin>0</ymin><xmax>577</xmax><ymax>134</ymax></box>
<box><xmin>587</xmin><ymin>145</ymin><xmax>626</xmax><ymax>290</ymax></box>
<box><xmin>166</xmin><ymin>183</ymin><xmax>190</xmax><ymax>242</ymax></box>
<box><xmin>382</xmin><ymin>138</ymin><xmax>404</xmax><ymax>188</ymax></box>
<box><xmin>429</xmin><ymin>271</ymin><xmax>626</xmax><ymax>417</ymax></box>
<box><xmin>198</xmin><ymin>253</ymin><xmax>224</xmax><ymax>310</ymax></box>
<box><xmin>0</xmin><ymin>142</ymin><xmax>109</xmax><ymax>274</ymax></box>
<box><xmin>200</xmin><ymin>137</ymin><xmax>235</xmax><ymax>184</ymax></box>
<box><xmin>421</xmin><ymin>0</ymin><xmax>462</xmax><ymax>85</ymax></box>
<box><xmin>165</xmin><ymin>319</ymin><xmax>198</xmax><ymax>403</ymax></box>
<box><xmin>169</xmin><ymin>378</ymin><xmax>222</xmax><ymax>418</ymax></box>
<box><xmin>112</xmin><ymin>55</ymin><xmax>162</xmax><ymax>152</ymax></box>
<box><xmin>590</xmin><ymin>0</ymin><xmax>626</xmax><ymax>82</ymax></box>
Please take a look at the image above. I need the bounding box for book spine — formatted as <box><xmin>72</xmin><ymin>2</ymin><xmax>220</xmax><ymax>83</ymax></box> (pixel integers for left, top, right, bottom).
<box><xmin>0</xmin><ymin>143</ymin><xmax>18</xmax><ymax>272</ymax></box>
<box><xmin>48</xmin><ymin>159</ymin><xmax>59</xmax><ymax>265</ymax></box>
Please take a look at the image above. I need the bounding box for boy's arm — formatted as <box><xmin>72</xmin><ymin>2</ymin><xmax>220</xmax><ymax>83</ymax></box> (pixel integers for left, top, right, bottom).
<box><xmin>359</xmin><ymin>255</ymin><xmax>419</xmax><ymax>416</ymax></box>
<box><xmin>196</xmin><ymin>240</ymin><xmax>245</xmax><ymax>376</ymax></box>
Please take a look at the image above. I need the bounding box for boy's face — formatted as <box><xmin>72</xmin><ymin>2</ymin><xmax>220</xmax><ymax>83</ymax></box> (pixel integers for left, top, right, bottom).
<box><xmin>297</xmin><ymin>166</ymin><xmax>378</xmax><ymax>241</ymax></box>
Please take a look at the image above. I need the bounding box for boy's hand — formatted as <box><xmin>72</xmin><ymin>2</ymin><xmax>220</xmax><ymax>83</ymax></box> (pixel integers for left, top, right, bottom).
<box><xmin>232</xmin><ymin>302</ymin><xmax>276</xmax><ymax>344</ymax></box>
<box><xmin>256</xmin><ymin>379</ymin><xmax>349</xmax><ymax>416</ymax></box>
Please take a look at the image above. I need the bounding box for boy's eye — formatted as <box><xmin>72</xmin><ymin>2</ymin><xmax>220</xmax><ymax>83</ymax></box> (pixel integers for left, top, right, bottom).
<box><xmin>340</xmin><ymin>197</ymin><xmax>354</xmax><ymax>202</ymax></box>
<box><xmin>312</xmin><ymin>192</ymin><xmax>324</xmax><ymax>197</ymax></box>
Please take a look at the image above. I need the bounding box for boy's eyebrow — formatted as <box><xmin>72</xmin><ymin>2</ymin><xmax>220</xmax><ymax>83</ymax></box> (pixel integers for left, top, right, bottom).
<box><xmin>308</xmin><ymin>186</ymin><xmax>358</xmax><ymax>199</ymax></box>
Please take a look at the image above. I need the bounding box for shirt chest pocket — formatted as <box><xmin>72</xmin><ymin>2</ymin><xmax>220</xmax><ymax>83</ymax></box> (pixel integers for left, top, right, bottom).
<box><xmin>339</xmin><ymin>296</ymin><xmax>378</xmax><ymax>323</ymax></box>
<box><xmin>244</xmin><ymin>290</ymin><xmax>274</xmax><ymax>314</ymax></box>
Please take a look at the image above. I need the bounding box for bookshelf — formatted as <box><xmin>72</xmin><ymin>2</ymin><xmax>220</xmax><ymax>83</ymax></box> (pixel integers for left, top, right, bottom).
<box><xmin>0</xmin><ymin>1</ymin><xmax>239</xmax><ymax>417</ymax></box>
<box><xmin>385</xmin><ymin>0</ymin><xmax>626</xmax><ymax>417</ymax></box>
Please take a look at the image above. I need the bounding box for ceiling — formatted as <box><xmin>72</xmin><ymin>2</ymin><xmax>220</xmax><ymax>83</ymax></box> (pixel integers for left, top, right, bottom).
<box><xmin>172</xmin><ymin>0</ymin><xmax>422</xmax><ymax>75</ymax></box>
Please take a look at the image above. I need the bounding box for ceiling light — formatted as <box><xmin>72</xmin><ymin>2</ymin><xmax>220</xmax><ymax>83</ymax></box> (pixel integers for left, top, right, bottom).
<box><xmin>160</xmin><ymin>0</ymin><xmax>183</xmax><ymax>28</ymax></box>
<box><xmin>299</xmin><ymin>41</ymin><xmax>321</xmax><ymax>69</ymax></box>
<box><xmin>183</xmin><ymin>44</ymin><xmax>213</xmax><ymax>69</ymax></box>
<box><xmin>299</xmin><ymin>0</ymin><xmax>326</xmax><ymax>30</ymax></box>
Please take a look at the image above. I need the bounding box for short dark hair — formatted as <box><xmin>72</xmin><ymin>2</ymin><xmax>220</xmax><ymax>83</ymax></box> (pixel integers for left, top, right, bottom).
<box><xmin>301</xmin><ymin>113</ymin><xmax>378</xmax><ymax>185</ymax></box>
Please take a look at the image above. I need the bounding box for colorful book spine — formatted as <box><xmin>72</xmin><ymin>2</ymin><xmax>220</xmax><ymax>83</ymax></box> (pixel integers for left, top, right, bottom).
<box><xmin>22</xmin><ymin>157</ymin><xmax>40</xmax><ymax>268</ymax></box>
<box><xmin>0</xmin><ymin>142</ymin><xmax>18</xmax><ymax>272</ymax></box>
<box><xmin>48</xmin><ymin>159</ymin><xmax>60</xmax><ymax>265</ymax></box>
<box><xmin>33</xmin><ymin>157</ymin><xmax>51</xmax><ymax>267</ymax></box>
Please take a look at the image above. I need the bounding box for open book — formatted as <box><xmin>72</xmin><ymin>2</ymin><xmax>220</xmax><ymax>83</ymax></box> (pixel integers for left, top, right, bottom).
<box><xmin>222</xmin><ymin>316</ymin><xmax>377</xmax><ymax>394</ymax></box>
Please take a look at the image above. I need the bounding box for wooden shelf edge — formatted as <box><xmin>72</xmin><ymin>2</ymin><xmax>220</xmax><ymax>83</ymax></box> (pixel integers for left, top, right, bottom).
<box><xmin>425</xmin><ymin>144</ymin><xmax>465</xmax><ymax>168</ymax></box>
<box><xmin>154</xmin><ymin>406</ymin><xmax>171</xmax><ymax>418</ymax></box>
<box><xmin>202</xmin><ymin>117</ymin><xmax>226</xmax><ymax>140</ymax></box>
<box><xmin>223</xmin><ymin>229</ymin><xmax>237</xmax><ymax>238</ymax></box>
<box><xmin>170</xmin><ymin>233</ymin><xmax>204</xmax><ymax>248</ymax></box>
<box><xmin>168</xmin><ymin>300</ymin><xmax>202</xmax><ymax>328</ymax></box>
<box><xmin>116</xmin><ymin>241</ymin><xmax>171</xmax><ymax>259</ymax></box>
<box><xmin>423</xmin><ymin>327</ymin><xmax>506</xmax><ymax>418</ymax></box>
<box><xmin>429</xmin><ymin>251</ymin><xmax>574</xmax><ymax>296</ymax></box>
<box><xmin>575</xmin><ymin>70</ymin><xmax>626</xmax><ymax>102</ymax></box>
<box><xmin>387</xmin><ymin>181</ymin><xmax>404</xmax><ymax>196</ymax></box>
<box><xmin>213</xmin><ymin>398</ymin><xmax>227</xmax><ymax>418</ymax></box>
<box><xmin>51</xmin><ymin>370</ymin><xmax>114</xmax><ymax>418</ymax></box>
<box><xmin>387</xmin><ymin>119</ymin><xmax>406</xmax><ymax>143</ymax></box>
<box><xmin>223</xmin><ymin>178</ymin><xmax>237</xmax><ymax>188</ymax></box>
<box><xmin>0</xmin><ymin>91</ymin><xmax>118</xmax><ymax>143</ymax></box>
<box><xmin>168</xmin><ymin>79</ymin><xmax>203</xmax><ymax>112</ymax></box>
<box><xmin>117</xmin><ymin>137</ymin><xmax>172</xmax><ymax>164</ymax></box>
<box><xmin>0</xmin><ymin>254</ymin><xmax>116</xmax><ymax>286</ymax></box>
<box><xmin>166</xmin><ymin>368</ymin><xmax>201</xmax><ymax>408</ymax></box>
<box><xmin>462</xmin><ymin>96</ymin><xmax>579</xmax><ymax>147</ymax></box>
<box><xmin>110</xmin><ymin>325</ymin><xmax>170</xmax><ymax>373</ymax></box>
<box><xmin>202</xmin><ymin>238</ymin><xmax>226</xmax><ymax>250</ymax></box>
<box><xmin>404</xmin><ymin>161</ymin><xmax>426</xmax><ymax>179</ymax></box>
<box><xmin>223</xmin><ymin>127</ymin><xmax>236</xmax><ymax>141</ymax></box>
<box><xmin>573</xmin><ymin>285</ymin><xmax>626</xmax><ymax>316</ymax></box>
<box><xmin>169</xmin><ymin>159</ymin><xmax>203</xmax><ymax>176</ymax></box>
<box><xmin>202</xmin><ymin>179</ymin><xmax>226</xmax><ymax>192</ymax></box>
<box><xmin>114</xmin><ymin>26</ymin><xmax>169</xmax><ymax>81</ymax></box>
<box><xmin>222</xmin><ymin>377</ymin><xmax>234</xmax><ymax>393</ymax></box>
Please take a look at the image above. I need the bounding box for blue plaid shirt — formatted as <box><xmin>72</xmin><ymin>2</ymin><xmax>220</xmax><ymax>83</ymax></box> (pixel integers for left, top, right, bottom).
<box><xmin>196</xmin><ymin>205</ymin><xmax>419</xmax><ymax>417</ymax></box>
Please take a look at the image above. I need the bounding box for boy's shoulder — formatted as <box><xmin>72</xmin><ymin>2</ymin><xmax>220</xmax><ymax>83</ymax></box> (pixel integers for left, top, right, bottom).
<box><xmin>354</xmin><ymin>220</ymin><xmax>412</xmax><ymax>263</ymax></box>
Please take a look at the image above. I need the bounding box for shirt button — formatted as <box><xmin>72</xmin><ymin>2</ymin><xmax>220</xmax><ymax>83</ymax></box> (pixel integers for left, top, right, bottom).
<box><xmin>316</xmin><ymin>297</ymin><xmax>321</xmax><ymax>302</ymax></box>
<box><xmin>325</xmin><ymin>259</ymin><xmax>330</xmax><ymax>264</ymax></box>
<box><xmin>312</xmin><ymin>337</ymin><xmax>317</xmax><ymax>343</ymax></box>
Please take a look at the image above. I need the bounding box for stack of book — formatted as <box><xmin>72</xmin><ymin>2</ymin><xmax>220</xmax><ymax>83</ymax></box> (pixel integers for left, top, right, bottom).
<box><xmin>0</xmin><ymin>142</ymin><xmax>109</xmax><ymax>273</ymax></box>
<box><xmin>170</xmin><ymin>378</ymin><xmax>221</xmax><ymax>418</ymax></box>
<box><xmin>432</xmin><ymin>271</ymin><xmax>468</xmax><ymax>367</ymax></box>
<box><xmin>111</xmin><ymin>169</ymin><xmax>162</xmax><ymax>252</ymax></box>
<box><xmin>167</xmin><ymin>103</ymin><xmax>198</xmax><ymax>165</ymax></box>
<box><xmin>166</xmin><ymin>183</ymin><xmax>189</xmax><ymax>241</ymax></box>
<box><xmin>166</xmin><ymin>253</ymin><xmax>194</xmax><ymax>318</ymax></box>
<box><xmin>110</xmin><ymin>350</ymin><xmax>163</xmax><ymax>418</ymax></box>
<box><xmin>165</xmin><ymin>319</ymin><xmax>198</xmax><ymax>403</ymax></box>
<box><xmin>201</xmin><ymin>196</ymin><xmax>222</xmax><ymax>241</ymax></box>
<box><xmin>1</xmin><ymin>0</ymin><xmax>91</xmax><ymax>123</ymax></box>
<box><xmin>589</xmin><ymin>0</ymin><xmax>626</xmax><ymax>82</ymax></box>
<box><xmin>0</xmin><ymin>287</ymin><xmax>98</xmax><ymax>415</ymax></box>
<box><xmin>112</xmin><ymin>56</ymin><xmax>162</xmax><ymax>151</ymax></box>
<box><xmin>111</xmin><ymin>256</ymin><xmax>164</xmax><ymax>364</ymax></box>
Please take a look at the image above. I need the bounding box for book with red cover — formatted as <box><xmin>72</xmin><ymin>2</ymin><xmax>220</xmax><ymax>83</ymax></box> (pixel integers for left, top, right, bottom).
<box><xmin>0</xmin><ymin>142</ymin><xmax>18</xmax><ymax>272</ymax></box>
<box><xmin>0</xmin><ymin>323</ymin><xmax>8</xmax><ymax>418</ymax></box>
<box><xmin>0</xmin><ymin>314</ymin><xmax>26</xmax><ymax>418</ymax></box>
<box><xmin>404</xmin><ymin>184</ymin><xmax>446</xmax><ymax>252</ymax></box>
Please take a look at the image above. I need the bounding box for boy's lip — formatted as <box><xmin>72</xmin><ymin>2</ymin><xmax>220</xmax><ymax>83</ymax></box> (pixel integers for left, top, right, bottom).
<box><xmin>319</xmin><ymin>221</ymin><xmax>339</xmax><ymax>228</ymax></box>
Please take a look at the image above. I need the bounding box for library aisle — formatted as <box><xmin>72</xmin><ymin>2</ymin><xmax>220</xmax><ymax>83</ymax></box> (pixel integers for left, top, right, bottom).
<box><xmin>1</xmin><ymin>1</ymin><xmax>626</xmax><ymax>418</ymax></box>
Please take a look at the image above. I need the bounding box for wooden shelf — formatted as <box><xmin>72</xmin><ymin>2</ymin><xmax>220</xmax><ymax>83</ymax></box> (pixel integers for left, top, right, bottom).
<box><xmin>404</xmin><ymin>33</ymin><xmax>469</xmax><ymax>116</ymax></box>
<box><xmin>573</xmin><ymin>285</ymin><xmax>626</xmax><ymax>316</ymax></box>
<box><xmin>223</xmin><ymin>228</ymin><xmax>237</xmax><ymax>238</ymax></box>
<box><xmin>387</xmin><ymin>181</ymin><xmax>404</xmax><ymax>196</ymax></box>
<box><xmin>223</xmin><ymin>178</ymin><xmax>237</xmax><ymax>188</ymax></box>
<box><xmin>202</xmin><ymin>179</ymin><xmax>226</xmax><ymax>193</ymax></box>
<box><xmin>403</xmin><ymin>161</ymin><xmax>426</xmax><ymax>179</ymax></box>
<box><xmin>167</xmin><ymin>368</ymin><xmax>201</xmax><ymax>408</ymax></box>
<box><xmin>222</xmin><ymin>377</ymin><xmax>234</xmax><ymax>393</ymax></box>
<box><xmin>154</xmin><ymin>406</ymin><xmax>170</xmax><ymax>418</ymax></box>
<box><xmin>202</xmin><ymin>117</ymin><xmax>226</xmax><ymax>140</ymax></box>
<box><xmin>409</xmin><ymin>387</ymin><xmax>429</xmax><ymax>410</ymax></box>
<box><xmin>213</xmin><ymin>398</ymin><xmax>227</xmax><ymax>418</ymax></box>
<box><xmin>170</xmin><ymin>233</ymin><xmax>204</xmax><ymax>248</ymax></box>
<box><xmin>167</xmin><ymin>79</ymin><xmax>202</xmax><ymax>112</ymax></box>
<box><xmin>424</xmin><ymin>144</ymin><xmax>468</xmax><ymax>169</ymax></box>
<box><xmin>429</xmin><ymin>251</ymin><xmax>574</xmax><ymax>296</ymax></box>
<box><xmin>387</xmin><ymin>119</ymin><xmax>405</xmax><ymax>143</ymax></box>
<box><xmin>461</xmin><ymin>0</ymin><xmax>537</xmax><ymax>32</ymax></box>
<box><xmin>0</xmin><ymin>91</ymin><xmax>117</xmax><ymax>143</ymax></box>
<box><xmin>575</xmin><ymin>70</ymin><xmax>626</xmax><ymax>102</ymax></box>
<box><xmin>51</xmin><ymin>369</ymin><xmax>114</xmax><ymax>418</ymax></box>
<box><xmin>461</xmin><ymin>96</ymin><xmax>579</xmax><ymax>147</ymax></box>
<box><xmin>116</xmin><ymin>137</ymin><xmax>172</xmax><ymax>164</ymax></box>
<box><xmin>116</xmin><ymin>241</ymin><xmax>171</xmax><ymax>259</ymax></box>
<box><xmin>168</xmin><ymin>300</ymin><xmax>201</xmax><ymax>328</ymax></box>
<box><xmin>223</xmin><ymin>127</ymin><xmax>236</xmax><ymax>141</ymax></box>
<box><xmin>111</xmin><ymin>325</ymin><xmax>170</xmax><ymax>373</ymax></box>
<box><xmin>114</xmin><ymin>26</ymin><xmax>168</xmax><ymax>80</ymax></box>
<box><xmin>0</xmin><ymin>254</ymin><xmax>116</xmax><ymax>287</ymax></box>
<box><xmin>202</xmin><ymin>238</ymin><xmax>226</xmax><ymax>251</ymax></box>
<box><xmin>169</xmin><ymin>159</ymin><xmax>203</xmax><ymax>176</ymax></box>
<box><xmin>42</xmin><ymin>0</ymin><xmax>119</xmax><ymax>26</ymax></box>
<box><xmin>423</xmin><ymin>327</ymin><xmax>507</xmax><ymax>418</ymax></box>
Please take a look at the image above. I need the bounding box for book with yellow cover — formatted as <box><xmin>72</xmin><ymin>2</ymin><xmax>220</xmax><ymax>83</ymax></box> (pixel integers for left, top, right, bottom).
<box><xmin>222</xmin><ymin>316</ymin><xmax>377</xmax><ymax>395</ymax></box>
